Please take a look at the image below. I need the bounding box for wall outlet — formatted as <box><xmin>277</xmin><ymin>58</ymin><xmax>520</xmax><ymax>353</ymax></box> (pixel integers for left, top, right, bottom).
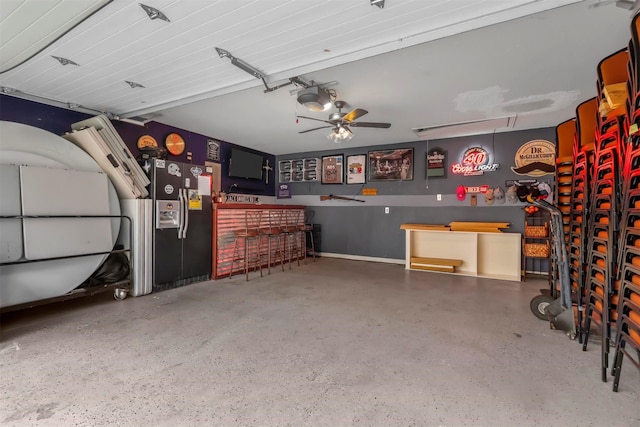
<box><xmin>385</xmin><ymin>207</ymin><xmax>390</xmax><ymax>214</ymax></box>
<box><xmin>437</xmin><ymin>194</ymin><xmax>442</xmax><ymax>201</ymax></box>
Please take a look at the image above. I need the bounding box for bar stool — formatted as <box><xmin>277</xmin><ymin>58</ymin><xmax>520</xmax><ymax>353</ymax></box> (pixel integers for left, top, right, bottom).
<box><xmin>230</xmin><ymin>210</ymin><xmax>263</xmax><ymax>281</ymax></box>
<box><xmin>282</xmin><ymin>209</ymin><xmax>302</xmax><ymax>269</ymax></box>
<box><xmin>299</xmin><ymin>209</ymin><xmax>316</xmax><ymax>262</ymax></box>
<box><xmin>260</xmin><ymin>210</ymin><xmax>285</xmax><ymax>274</ymax></box>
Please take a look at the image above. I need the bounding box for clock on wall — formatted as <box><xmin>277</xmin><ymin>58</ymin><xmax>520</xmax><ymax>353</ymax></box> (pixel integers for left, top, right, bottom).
<box><xmin>165</xmin><ymin>132</ymin><xmax>186</xmax><ymax>156</ymax></box>
<box><xmin>137</xmin><ymin>135</ymin><xmax>158</xmax><ymax>149</ymax></box>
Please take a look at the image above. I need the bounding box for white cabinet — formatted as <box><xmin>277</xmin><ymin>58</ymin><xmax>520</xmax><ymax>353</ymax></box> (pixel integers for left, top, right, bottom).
<box><xmin>279</xmin><ymin>158</ymin><xmax>320</xmax><ymax>183</ymax></box>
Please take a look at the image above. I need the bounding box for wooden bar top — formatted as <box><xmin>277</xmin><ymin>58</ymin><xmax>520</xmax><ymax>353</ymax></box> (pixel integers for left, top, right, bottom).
<box><xmin>400</xmin><ymin>223</ymin><xmax>450</xmax><ymax>231</ymax></box>
<box><xmin>400</xmin><ymin>222</ymin><xmax>510</xmax><ymax>232</ymax></box>
<box><xmin>214</xmin><ymin>203</ymin><xmax>305</xmax><ymax>210</ymax></box>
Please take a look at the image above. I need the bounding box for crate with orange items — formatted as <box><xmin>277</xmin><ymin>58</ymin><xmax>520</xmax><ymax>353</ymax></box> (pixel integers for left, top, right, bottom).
<box><xmin>524</xmin><ymin>242</ymin><xmax>550</xmax><ymax>258</ymax></box>
<box><xmin>525</xmin><ymin>223</ymin><xmax>548</xmax><ymax>238</ymax></box>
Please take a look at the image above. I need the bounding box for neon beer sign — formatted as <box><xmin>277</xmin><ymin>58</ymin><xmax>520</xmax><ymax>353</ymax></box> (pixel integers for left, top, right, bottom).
<box><xmin>450</xmin><ymin>147</ymin><xmax>499</xmax><ymax>176</ymax></box>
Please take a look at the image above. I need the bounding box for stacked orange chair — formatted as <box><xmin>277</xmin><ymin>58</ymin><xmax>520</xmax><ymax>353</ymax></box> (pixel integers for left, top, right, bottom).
<box><xmin>569</xmin><ymin>100</ymin><xmax>597</xmax><ymax>341</ymax></box>
<box><xmin>582</xmin><ymin>48</ymin><xmax>630</xmax><ymax>382</ymax></box>
<box><xmin>612</xmin><ymin>275</ymin><xmax>640</xmax><ymax>391</ymax></box>
<box><xmin>556</xmin><ymin>118</ymin><xmax>575</xmax><ymax>245</ymax></box>
<box><xmin>610</xmin><ymin>13</ymin><xmax>640</xmax><ymax>391</ymax></box>
<box><xmin>582</xmin><ymin>147</ymin><xmax>619</xmax><ymax>383</ymax></box>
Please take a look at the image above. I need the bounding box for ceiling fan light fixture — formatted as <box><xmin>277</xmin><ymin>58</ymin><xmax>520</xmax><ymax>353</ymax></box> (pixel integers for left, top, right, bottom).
<box><xmin>297</xmin><ymin>86</ymin><xmax>332</xmax><ymax>112</ymax></box>
<box><xmin>327</xmin><ymin>125</ymin><xmax>353</xmax><ymax>143</ymax></box>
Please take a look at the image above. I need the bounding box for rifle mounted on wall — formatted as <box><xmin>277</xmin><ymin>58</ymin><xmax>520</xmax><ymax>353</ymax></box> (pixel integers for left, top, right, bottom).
<box><xmin>320</xmin><ymin>194</ymin><xmax>365</xmax><ymax>203</ymax></box>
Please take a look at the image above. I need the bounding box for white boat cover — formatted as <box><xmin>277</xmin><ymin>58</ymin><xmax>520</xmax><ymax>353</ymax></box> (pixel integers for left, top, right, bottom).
<box><xmin>0</xmin><ymin>121</ymin><xmax>120</xmax><ymax>308</ymax></box>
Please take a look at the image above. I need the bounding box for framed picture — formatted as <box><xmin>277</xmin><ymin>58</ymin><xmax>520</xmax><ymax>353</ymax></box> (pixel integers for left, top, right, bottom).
<box><xmin>346</xmin><ymin>154</ymin><xmax>366</xmax><ymax>184</ymax></box>
<box><xmin>368</xmin><ymin>148</ymin><xmax>414</xmax><ymax>181</ymax></box>
<box><xmin>426</xmin><ymin>147</ymin><xmax>447</xmax><ymax>178</ymax></box>
<box><xmin>321</xmin><ymin>154</ymin><xmax>344</xmax><ymax>184</ymax></box>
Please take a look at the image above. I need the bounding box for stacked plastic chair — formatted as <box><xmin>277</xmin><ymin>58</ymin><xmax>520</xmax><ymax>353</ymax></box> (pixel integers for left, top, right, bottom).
<box><xmin>567</xmin><ymin>100</ymin><xmax>597</xmax><ymax>341</ymax></box>
<box><xmin>582</xmin><ymin>48</ymin><xmax>629</xmax><ymax>382</ymax></box>
<box><xmin>611</xmin><ymin>13</ymin><xmax>640</xmax><ymax>392</ymax></box>
<box><xmin>612</xmin><ymin>279</ymin><xmax>640</xmax><ymax>391</ymax></box>
<box><xmin>616</xmin><ymin>139</ymin><xmax>640</xmax><ymax>390</ymax></box>
<box><xmin>555</xmin><ymin>120</ymin><xmax>574</xmax><ymax>295</ymax></box>
<box><xmin>556</xmin><ymin>119</ymin><xmax>575</xmax><ymax>247</ymax></box>
<box><xmin>582</xmin><ymin>146</ymin><xmax>619</xmax><ymax>382</ymax></box>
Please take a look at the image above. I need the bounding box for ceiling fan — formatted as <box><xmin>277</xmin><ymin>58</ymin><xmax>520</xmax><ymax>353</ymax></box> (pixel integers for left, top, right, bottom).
<box><xmin>298</xmin><ymin>100</ymin><xmax>391</xmax><ymax>142</ymax></box>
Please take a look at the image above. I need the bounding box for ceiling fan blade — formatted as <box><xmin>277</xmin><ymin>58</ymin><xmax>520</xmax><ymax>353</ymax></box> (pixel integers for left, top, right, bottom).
<box><xmin>349</xmin><ymin>121</ymin><xmax>391</xmax><ymax>128</ymax></box>
<box><xmin>299</xmin><ymin>125</ymin><xmax>333</xmax><ymax>134</ymax></box>
<box><xmin>343</xmin><ymin>108</ymin><xmax>368</xmax><ymax>122</ymax></box>
<box><xmin>297</xmin><ymin>115</ymin><xmax>333</xmax><ymax>124</ymax></box>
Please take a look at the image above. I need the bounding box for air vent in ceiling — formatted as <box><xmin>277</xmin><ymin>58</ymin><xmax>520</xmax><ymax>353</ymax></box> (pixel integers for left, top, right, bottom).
<box><xmin>413</xmin><ymin>115</ymin><xmax>517</xmax><ymax>140</ymax></box>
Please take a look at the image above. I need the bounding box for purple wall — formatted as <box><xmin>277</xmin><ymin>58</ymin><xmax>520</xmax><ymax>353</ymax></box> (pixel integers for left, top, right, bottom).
<box><xmin>113</xmin><ymin>120</ymin><xmax>275</xmax><ymax>196</ymax></box>
<box><xmin>0</xmin><ymin>94</ymin><xmax>92</xmax><ymax>135</ymax></box>
<box><xmin>0</xmin><ymin>94</ymin><xmax>275</xmax><ymax>196</ymax></box>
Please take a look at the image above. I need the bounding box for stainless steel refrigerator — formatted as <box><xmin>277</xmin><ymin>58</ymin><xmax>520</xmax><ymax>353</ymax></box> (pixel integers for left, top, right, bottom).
<box><xmin>149</xmin><ymin>159</ymin><xmax>212</xmax><ymax>292</ymax></box>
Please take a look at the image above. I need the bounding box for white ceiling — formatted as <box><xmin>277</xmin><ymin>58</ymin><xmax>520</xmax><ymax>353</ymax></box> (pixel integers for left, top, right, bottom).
<box><xmin>0</xmin><ymin>0</ymin><xmax>635</xmax><ymax>155</ymax></box>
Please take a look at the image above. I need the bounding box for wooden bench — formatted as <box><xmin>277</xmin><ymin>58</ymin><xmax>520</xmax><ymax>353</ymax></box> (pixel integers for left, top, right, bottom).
<box><xmin>410</xmin><ymin>257</ymin><xmax>463</xmax><ymax>273</ymax></box>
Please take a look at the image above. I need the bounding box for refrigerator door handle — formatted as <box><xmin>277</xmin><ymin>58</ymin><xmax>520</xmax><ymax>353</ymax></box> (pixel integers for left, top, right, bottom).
<box><xmin>182</xmin><ymin>188</ymin><xmax>190</xmax><ymax>238</ymax></box>
<box><xmin>177</xmin><ymin>187</ymin><xmax>185</xmax><ymax>239</ymax></box>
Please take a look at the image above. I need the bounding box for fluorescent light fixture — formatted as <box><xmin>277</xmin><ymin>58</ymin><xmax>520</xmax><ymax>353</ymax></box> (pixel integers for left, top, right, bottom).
<box><xmin>117</xmin><ymin>114</ymin><xmax>159</xmax><ymax>126</ymax></box>
<box><xmin>413</xmin><ymin>115</ymin><xmax>517</xmax><ymax>140</ymax></box>
<box><xmin>297</xmin><ymin>86</ymin><xmax>332</xmax><ymax>112</ymax></box>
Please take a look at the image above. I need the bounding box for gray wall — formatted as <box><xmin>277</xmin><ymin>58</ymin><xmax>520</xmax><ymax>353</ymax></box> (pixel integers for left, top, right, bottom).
<box><xmin>278</xmin><ymin>128</ymin><xmax>556</xmax><ymax>261</ymax></box>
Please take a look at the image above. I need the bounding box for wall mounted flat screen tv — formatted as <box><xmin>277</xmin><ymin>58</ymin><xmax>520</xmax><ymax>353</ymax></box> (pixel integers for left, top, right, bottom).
<box><xmin>228</xmin><ymin>148</ymin><xmax>263</xmax><ymax>180</ymax></box>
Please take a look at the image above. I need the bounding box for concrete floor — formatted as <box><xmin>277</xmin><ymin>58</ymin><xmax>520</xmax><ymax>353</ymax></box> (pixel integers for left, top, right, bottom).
<box><xmin>1</xmin><ymin>258</ymin><xmax>638</xmax><ymax>426</ymax></box>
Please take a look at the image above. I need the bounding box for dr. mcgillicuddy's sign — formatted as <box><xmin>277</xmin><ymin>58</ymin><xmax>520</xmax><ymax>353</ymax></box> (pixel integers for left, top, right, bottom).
<box><xmin>450</xmin><ymin>146</ymin><xmax>499</xmax><ymax>176</ymax></box>
<box><xmin>511</xmin><ymin>139</ymin><xmax>556</xmax><ymax>177</ymax></box>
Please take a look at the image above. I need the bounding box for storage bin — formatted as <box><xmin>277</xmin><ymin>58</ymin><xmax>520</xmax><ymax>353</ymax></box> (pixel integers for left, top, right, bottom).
<box><xmin>524</xmin><ymin>242</ymin><xmax>549</xmax><ymax>258</ymax></box>
<box><xmin>525</xmin><ymin>224</ymin><xmax>548</xmax><ymax>238</ymax></box>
